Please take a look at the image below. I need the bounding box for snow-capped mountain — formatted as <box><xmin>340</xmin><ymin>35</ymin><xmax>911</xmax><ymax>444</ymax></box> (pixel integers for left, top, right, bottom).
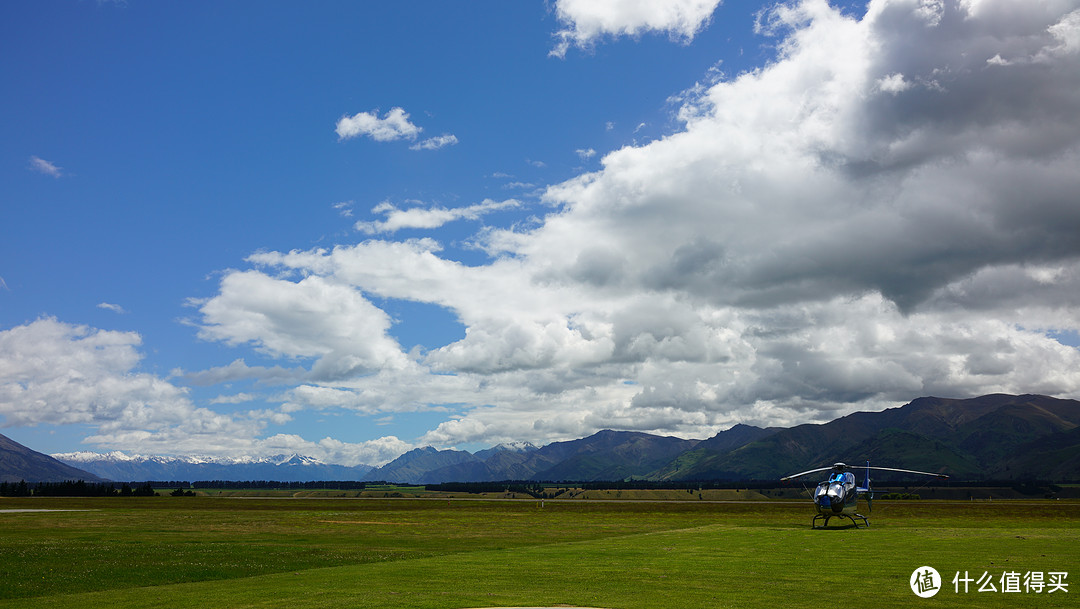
<box><xmin>472</xmin><ymin>441</ymin><xmax>539</xmax><ymax>460</ymax></box>
<box><xmin>51</xmin><ymin>452</ymin><xmax>373</xmax><ymax>482</ymax></box>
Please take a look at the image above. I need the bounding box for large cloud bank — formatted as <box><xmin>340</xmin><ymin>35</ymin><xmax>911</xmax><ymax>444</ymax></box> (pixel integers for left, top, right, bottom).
<box><xmin>5</xmin><ymin>0</ymin><xmax>1080</xmax><ymax>461</ymax></box>
<box><xmin>196</xmin><ymin>0</ymin><xmax>1080</xmax><ymax>449</ymax></box>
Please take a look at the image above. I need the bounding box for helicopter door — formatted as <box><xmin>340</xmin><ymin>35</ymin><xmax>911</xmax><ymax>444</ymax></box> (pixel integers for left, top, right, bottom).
<box><xmin>841</xmin><ymin>472</ymin><xmax>856</xmax><ymax>506</ymax></box>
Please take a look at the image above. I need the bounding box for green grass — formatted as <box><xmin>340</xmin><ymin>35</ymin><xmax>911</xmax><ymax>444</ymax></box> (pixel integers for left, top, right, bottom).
<box><xmin>0</xmin><ymin>497</ymin><xmax>1076</xmax><ymax>608</ymax></box>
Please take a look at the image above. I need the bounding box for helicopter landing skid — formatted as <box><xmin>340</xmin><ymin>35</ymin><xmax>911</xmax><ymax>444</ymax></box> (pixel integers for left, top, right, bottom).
<box><xmin>812</xmin><ymin>513</ymin><xmax>869</xmax><ymax>529</ymax></box>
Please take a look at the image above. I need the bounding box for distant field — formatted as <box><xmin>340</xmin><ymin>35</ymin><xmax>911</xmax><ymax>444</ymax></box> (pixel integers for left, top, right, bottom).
<box><xmin>187</xmin><ymin>486</ymin><xmax>775</xmax><ymax>501</ymax></box>
<box><xmin>0</xmin><ymin>495</ymin><xmax>1076</xmax><ymax>608</ymax></box>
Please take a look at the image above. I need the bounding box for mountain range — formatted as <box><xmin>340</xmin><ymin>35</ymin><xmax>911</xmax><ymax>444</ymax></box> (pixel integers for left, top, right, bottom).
<box><xmin>653</xmin><ymin>393</ymin><xmax>1080</xmax><ymax>481</ymax></box>
<box><xmin>3</xmin><ymin>393</ymin><xmax>1076</xmax><ymax>483</ymax></box>
<box><xmin>368</xmin><ymin>432</ymin><xmax>699</xmax><ymax>484</ymax></box>
<box><xmin>364</xmin><ymin>394</ymin><xmax>1080</xmax><ymax>483</ymax></box>
<box><xmin>50</xmin><ymin>451</ymin><xmax>374</xmax><ymax>483</ymax></box>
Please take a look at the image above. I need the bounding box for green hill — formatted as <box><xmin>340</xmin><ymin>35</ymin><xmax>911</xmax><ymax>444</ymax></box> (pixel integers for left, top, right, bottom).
<box><xmin>0</xmin><ymin>433</ymin><xmax>107</xmax><ymax>483</ymax></box>
<box><xmin>653</xmin><ymin>394</ymin><xmax>1080</xmax><ymax>481</ymax></box>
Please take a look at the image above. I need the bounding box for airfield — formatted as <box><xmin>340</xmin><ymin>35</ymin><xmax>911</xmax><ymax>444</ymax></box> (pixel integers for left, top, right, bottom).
<box><xmin>0</xmin><ymin>488</ymin><xmax>1076</xmax><ymax>608</ymax></box>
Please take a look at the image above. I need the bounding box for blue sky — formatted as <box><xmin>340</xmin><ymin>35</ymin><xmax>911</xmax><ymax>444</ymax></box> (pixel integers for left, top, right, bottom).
<box><xmin>3</xmin><ymin>0</ymin><xmax>1080</xmax><ymax>465</ymax></box>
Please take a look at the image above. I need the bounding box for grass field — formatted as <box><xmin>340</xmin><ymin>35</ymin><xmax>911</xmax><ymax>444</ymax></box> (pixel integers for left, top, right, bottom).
<box><xmin>1</xmin><ymin>495</ymin><xmax>1076</xmax><ymax>608</ymax></box>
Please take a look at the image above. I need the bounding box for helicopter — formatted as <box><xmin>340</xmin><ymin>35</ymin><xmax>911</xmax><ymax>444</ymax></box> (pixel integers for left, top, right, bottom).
<box><xmin>781</xmin><ymin>462</ymin><xmax>949</xmax><ymax>528</ymax></box>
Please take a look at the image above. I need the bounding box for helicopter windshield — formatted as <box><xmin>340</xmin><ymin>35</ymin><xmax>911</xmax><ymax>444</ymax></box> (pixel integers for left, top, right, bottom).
<box><xmin>829</xmin><ymin>472</ymin><xmax>855</xmax><ymax>484</ymax></box>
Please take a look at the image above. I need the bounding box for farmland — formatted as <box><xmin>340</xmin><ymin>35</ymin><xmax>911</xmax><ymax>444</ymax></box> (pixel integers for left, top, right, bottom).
<box><xmin>0</xmin><ymin>494</ymin><xmax>1077</xmax><ymax>608</ymax></box>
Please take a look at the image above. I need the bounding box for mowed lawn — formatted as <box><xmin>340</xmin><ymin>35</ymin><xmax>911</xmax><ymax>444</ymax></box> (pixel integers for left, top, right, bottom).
<box><xmin>0</xmin><ymin>496</ymin><xmax>1077</xmax><ymax>608</ymax></box>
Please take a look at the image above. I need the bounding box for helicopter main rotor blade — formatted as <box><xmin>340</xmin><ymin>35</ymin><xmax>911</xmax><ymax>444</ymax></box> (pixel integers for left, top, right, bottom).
<box><xmin>780</xmin><ymin>466</ymin><xmax>834</xmax><ymax>481</ymax></box>
<box><xmin>864</xmin><ymin>466</ymin><xmax>949</xmax><ymax>479</ymax></box>
<box><xmin>781</xmin><ymin>464</ymin><xmax>949</xmax><ymax>481</ymax></box>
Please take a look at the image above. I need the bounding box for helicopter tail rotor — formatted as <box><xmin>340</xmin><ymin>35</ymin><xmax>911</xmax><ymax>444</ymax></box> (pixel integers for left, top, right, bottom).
<box><xmin>865</xmin><ymin>461</ymin><xmax>872</xmax><ymax>512</ymax></box>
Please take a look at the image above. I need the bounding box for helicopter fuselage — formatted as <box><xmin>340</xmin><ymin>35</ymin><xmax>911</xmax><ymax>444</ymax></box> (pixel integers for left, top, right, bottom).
<box><xmin>783</xmin><ymin>461</ymin><xmax>947</xmax><ymax>528</ymax></box>
<box><xmin>813</xmin><ymin>472</ymin><xmax>859</xmax><ymax>516</ymax></box>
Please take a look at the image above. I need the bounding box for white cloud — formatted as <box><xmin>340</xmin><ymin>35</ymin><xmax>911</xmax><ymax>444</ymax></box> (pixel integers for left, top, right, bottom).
<box><xmin>332</xmin><ymin>200</ymin><xmax>354</xmax><ymax>217</ymax></box>
<box><xmin>29</xmin><ymin>155</ymin><xmax>62</xmax><ymax>177</ymax></box>
<box><xmin>0</xmin><ymin>318</ymin><xmax>412</xmax><ymax>464</ymax></box>
<box><xmin>550</xmin><ymin>0</ymin><xmax>723</xmax><ymax>57</ymax></box>
<box><xmin>0</xmin><ymin>318</ymin><xmax>180</xmax><ymax>427</ymax></box>
<box><xmin>410</xmin><ymin>134</ymin><xmax>459</xmax><ymax>150</ymax></box>
<box><xmin>180</xmin><ymin>358</ymin><xmax>304</xmax><ymax>386</ymax></box>
<box><xmin>183</xmin><ymin>0</ymin><xmax>1080</xmax><ymax>453</ymax></box>
<box><xmin>209</xmin><ymin>393</ymin><xmax>257</xmax><ymax>404</ymax></box>
<box><xmin>576</xmin><ymin>148</ymin><xmax>597</xmax><ymax>159</ymax></box>
<box><xmin>252</xmin><ymin>434</ymin><xmax>413</xmax><ymax>467</ymax></box>
<box><xmin>355</xmin><ymin>199</ymin><xmax>520</xmax><ymax>234</ymax></box>
<box><xmin>1048</xmin><ymin>9</ymin><xmax>1080</xmax><ymax>55</ymax></box>
<box><xmin>97</xmin><ymin>302</ymin><xmax>127</xmax><ymax>314</ymax></box>
<box><xmin>0</xmin><ymin>318</ymin><xmax>259</xmax><ymax>448</ymax></box>
<box><xmin>335</xmin><ymin>107</ymin><xmax>422</xmax><ymax>142</ymax></box>
<box><xmin>335</xmin><ymin>108</ymin><xmax>458</xmax><ymax>151</ymax></box>
<box><xmin>876</xmin><ymin>72</ymin><xmax>911</xmax><ymax>94</ymax></box>
<box><xmin>195</xmin><ymin>271</ymin><xmax>410</xmax><ymax>381</ymax></box>
<box><xmin>504</xmin><ymin>181</ymin><xmax>536</xmax><ymax>190</ymax></box>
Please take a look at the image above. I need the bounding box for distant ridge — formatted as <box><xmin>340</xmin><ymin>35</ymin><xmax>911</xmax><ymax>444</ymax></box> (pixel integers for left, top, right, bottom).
<box><xmin>27</xmin><ymin>394</ymin><xmax>1080</xmax><ymax>484</ymax></box>
<box><xmin>655</xmin><ymin>394</ymin><xmax>1080</xmax><ymax>481</ymax></box>
<box><xmin>52</xmin><ymin>452</ymin><xmax>373</xmax><ymax>483</ymax></box>
<box><xmin>0</xmin><ymin>433</ymin><xmax>107</xmax><ymax>483</ymax></box>
<box><xmin>363</xmin><ymin>431</ymin><xmax>700</xmax><ymax>484</ymax></box>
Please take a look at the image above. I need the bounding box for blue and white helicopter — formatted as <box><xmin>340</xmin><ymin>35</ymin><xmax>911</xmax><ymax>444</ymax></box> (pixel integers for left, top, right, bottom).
<box><xmin>781</xmin><ymin>462</ymin><xmax>948</xmax><ymax>528</ymax></box>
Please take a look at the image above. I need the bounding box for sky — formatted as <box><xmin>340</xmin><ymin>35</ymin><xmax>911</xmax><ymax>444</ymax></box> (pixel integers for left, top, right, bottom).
<box><xmin>3</xmin><ymin>0</ymin><xmax>1080</xmax><ymax>466</ymax></box>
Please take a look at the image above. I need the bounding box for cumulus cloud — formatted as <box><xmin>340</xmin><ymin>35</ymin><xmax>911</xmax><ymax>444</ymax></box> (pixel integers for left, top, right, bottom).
<box><xmin>180</xmin><ymin>0</ymin><xmax>1080</xmax><ymax>453</ymax></box>
<box><xmin>335</xmin><ymin>108</ymin><xmax>458</xmax><ymax>151</ymax></box>
<box><xmin>97</xmin><ymin>302</ymin><xmax>127</xmax><ymax>314</ymax></box>
<box><xmin>0</xmin><ymin>318</ymin><xmax>183</xmax><ymax>427</ymax></box>
<box><xmin>550</xmin><ymin>0</ymin><xmax>723</xmax><ymax>57</ymax></box>
<box><xmin>0</xmin><ymin>318</ymin><xmax>411</xmax><ymax>464</ymax></box>
<box><xmin>195</xmin><ymin>271</ymin><xmax>411</xmax><ymax>381</ymax></box>
<box><xmin>355</xmin><ymin>199</ymin><xmax>521</xmax><ymax>234</ymax></box>
<box><xmin>530</xmin><ymin>0</ymin><xmax>1080</xmax><ymax>313</ymax></box>
<box><xmin>0</xmin><ymin>318</ymin><xmax>261</xmax><ymax>450</ymax></box>
<box><xmin>335</xmin><ymin>107</ymin><xmax>422</xmax><ymax>142</ymax></box>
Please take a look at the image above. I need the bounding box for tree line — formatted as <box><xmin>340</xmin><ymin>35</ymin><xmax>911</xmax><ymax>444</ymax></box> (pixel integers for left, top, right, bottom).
<box><xmin>191</xmin><ymin>480</ymin><xmax>369</xmax><ymax>490</ymax></box>
<box><xmin>0</xmin><ymin>480</ymin><xmax>157</xmax><ymax>497</ymax></box>
<box><xmin>425</xmin><ymin>481</ymin><xmax>547</xmax><ymax>497</ymax></box>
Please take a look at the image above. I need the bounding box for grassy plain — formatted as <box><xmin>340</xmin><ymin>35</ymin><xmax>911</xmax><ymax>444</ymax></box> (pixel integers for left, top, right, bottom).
<box><xmin>0</xmin><ymin>495</ymin><xmax>1077</xmax><ymax>608</ymax></box>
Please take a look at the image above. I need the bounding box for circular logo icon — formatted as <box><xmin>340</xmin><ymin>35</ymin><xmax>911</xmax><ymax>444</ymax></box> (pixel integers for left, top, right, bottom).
<box><xmin>910</xmin><ymin>566</ymin><xmax>942</xmax><ymax>598</ymax></box>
